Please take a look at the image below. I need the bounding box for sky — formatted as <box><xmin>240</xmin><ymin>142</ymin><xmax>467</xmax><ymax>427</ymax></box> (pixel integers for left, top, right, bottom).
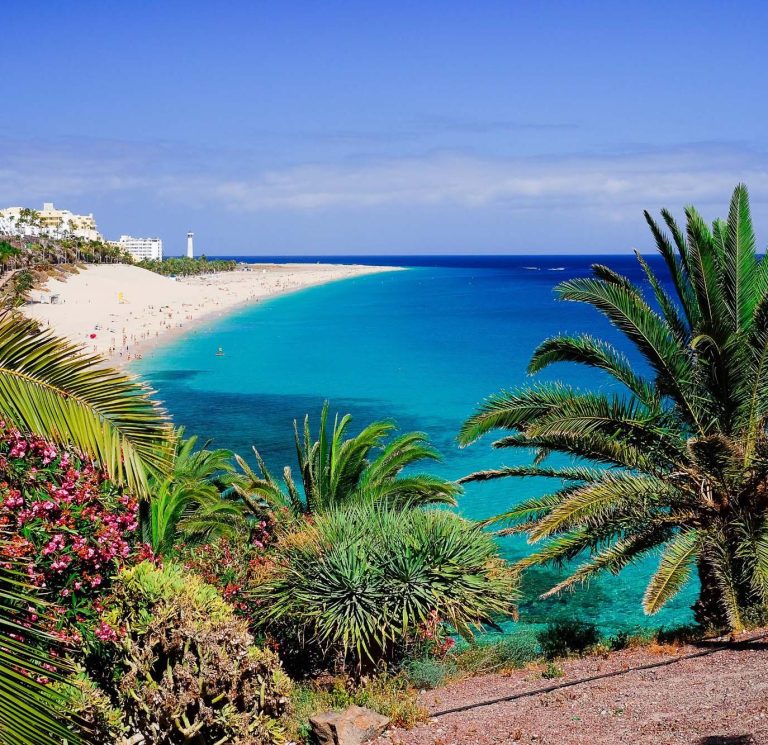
<box><xmin>2</xmin><ymin>1</ymin><xmax>768</xmax><ymax>255</ymax></box>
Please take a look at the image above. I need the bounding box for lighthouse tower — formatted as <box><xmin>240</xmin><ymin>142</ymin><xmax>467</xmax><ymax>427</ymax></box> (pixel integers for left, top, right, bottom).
<box><xmin>186</xmin><ymin>231</ymin><xmax>194</xmax><ymax>259</ymax></box>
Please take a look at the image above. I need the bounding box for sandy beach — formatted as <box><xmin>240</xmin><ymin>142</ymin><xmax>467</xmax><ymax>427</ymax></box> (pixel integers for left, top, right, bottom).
<box><xmin>23</xmin><ymin>262</ymin><xmax>398</xmax><ymax>366</ymax></box>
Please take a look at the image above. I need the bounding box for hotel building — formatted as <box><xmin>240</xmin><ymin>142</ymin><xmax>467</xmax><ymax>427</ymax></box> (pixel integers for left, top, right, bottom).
<box><xmin>117</xmin><ymin>235</ymin><xmax>163</xmax><ymax>261</ymax></box>
<box><xmin>0</xmin><ymin>202</ymin><xmax>102</xmax><ymax>241</ymax></box>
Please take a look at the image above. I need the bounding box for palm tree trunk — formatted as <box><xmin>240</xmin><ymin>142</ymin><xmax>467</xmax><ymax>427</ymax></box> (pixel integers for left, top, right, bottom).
<box><xmin>693</xmin><ymin>558</ymin><xmax>730</xmax><ymax>630</ymax></box>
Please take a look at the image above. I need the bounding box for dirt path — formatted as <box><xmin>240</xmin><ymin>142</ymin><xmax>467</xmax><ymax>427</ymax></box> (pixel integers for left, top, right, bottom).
<box><xmin>377</xmin><ymin>633</ymin><xmax>768</xmax><ymax>745</ymax></box>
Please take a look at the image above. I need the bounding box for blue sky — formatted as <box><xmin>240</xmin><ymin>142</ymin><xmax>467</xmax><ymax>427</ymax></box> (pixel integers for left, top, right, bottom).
<box><xmin>2</xmin><ymin>1</ymin><xmax>767</xmax><ymax>255</ymax></box>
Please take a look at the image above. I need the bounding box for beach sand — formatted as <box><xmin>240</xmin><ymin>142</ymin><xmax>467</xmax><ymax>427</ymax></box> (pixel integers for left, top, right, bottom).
<box><xmin>23</xmin><ymin>262</ymin><xmax>398</xmax><ymax>366</ymax></box>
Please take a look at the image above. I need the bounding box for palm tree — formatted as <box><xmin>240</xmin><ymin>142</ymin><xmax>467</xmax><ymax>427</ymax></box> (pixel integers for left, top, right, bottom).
<box><xmin>3</xmin><ymin>269</ymin><xmax>35</xmax><ymax>309</ymax></box>
<box><xmin>0</xmin><ymin>315</ymin><xmax>173</xmax><ymax>741</ymax></box>
<box><xmin>234</xmin><ymin>402</ymin><xmax>460</xmax><ymax>516</ymax></box>
<box><xmin>459</xmin><ymin>184</ymin><xmax>768</xmax><ymax>631</ymax></box>
<box><xmin>0</xmin><ymin>241</ymin><xmax>20</xmax><ymax>276</ymax></box>
<box><xmin>146</xmin><ymin>431</ymin><xmax>243</xmax><ymax>554</ymax></box>
<box><xmin>0</xmin><ymin>313</ymin><xmax>173</xmax><ymax>497</ymax></box>
<box><xmin>0</xmin><ymin>555</ymin><xmax>81</xmax><ymax>744</ymax></box>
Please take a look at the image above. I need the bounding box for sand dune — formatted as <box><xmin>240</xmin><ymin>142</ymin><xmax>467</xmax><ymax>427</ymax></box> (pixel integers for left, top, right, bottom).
<box><xmin>23</xmin><ymin>262</ymin><xmax>397</xmax><ymax>366</ymax></box>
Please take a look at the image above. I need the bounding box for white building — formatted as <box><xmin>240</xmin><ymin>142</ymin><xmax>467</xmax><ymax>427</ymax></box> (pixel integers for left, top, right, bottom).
<box><xmin>186</xmin><ymin>231</ymin><xmax>194</xmax><ymax>258</ymax></box>
<box><xmin>0</xmin><ymin>213</ymin><xmax>15</xmax><ymax>236</ymax></box>
<box><xmin>0</xmin><ymin>202</ymin><xmax>102</xmax><ymax>241</ymax></box>
<box><xmin>118</xmin><ymin>235</ymin><xmax>163</xmax><ymax>262</ymax></box>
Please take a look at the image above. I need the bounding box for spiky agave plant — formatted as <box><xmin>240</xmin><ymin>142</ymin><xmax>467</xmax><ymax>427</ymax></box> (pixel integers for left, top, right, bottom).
<box><xmin>459</xmin><ymin>184</ymin><xmax>768</xmax><ymax>631</ymax></box>
<box><xmin>233</xmin><ymin>401</ymin><xmax>460</xmax><ymax>516</ymax></box>
<box><xmin>251</xmin><ymin>505</ymin><xmax>515</xmax><ymax>672</ymax></box>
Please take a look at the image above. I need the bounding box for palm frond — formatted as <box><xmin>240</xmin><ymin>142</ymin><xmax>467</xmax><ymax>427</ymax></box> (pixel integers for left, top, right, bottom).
<box><xmin>555</xmin><ymin>276</ymin><xmax>706</xmax><ymax>431</ymax></box>
<box><xmin>530</xmin><ymin>473</ymin><xmax>669</xmax><ymax>541</ymax></box>
<box><xmin>490</xmin><ymin>431</ymin><xmax>658</xmax><ymax>471</ymax></box>
<box><xmin>528</xmin><ymin>334</ymin><xmax>658</xmax><ymax>406</ymax></box>
<box><xmin>684</xmin><ymin>205</ymin><xmax>729</xmax><ymax>337</ymax></box>
<box><xmin>458</xmin><ymin>464</ymin><xmax>601</xmax><ymax>485</ymax></box>
<box><xmin>634</xmin><ymin>251</ymin><xmax>690</xmax><ymax>343</ymax></box>
<box><xmin>540</xmin><ymin>528</ymin><xmax>670</xmax><ymax>598</ymax></box>
<box><xmin>458</xmin><ymin>383</ymin><xmax>583</xmax><ymax>447</ymax></box>
<box><xmin>0</xmin><ymin>313</ymin><xmax>173</xmax><ymax>496</ymax></box>
<box><xmin>644</xmin><ymin>209</ymin><xmax>699</xmax><ymax>329</ymax></box>
<box><xmin>643</xmin><ymin>529</ymin><xmax>699</xmax><ymax>614</ymax></box>
<box><xmin>723</xmin><ymin>183</ymin><xmax>758</xmax><ymax>332</ymax></box>
<box><xmin>0</xmin><ymin>557</ymin><xmax>80</xmax><ymax>744</ymax></box>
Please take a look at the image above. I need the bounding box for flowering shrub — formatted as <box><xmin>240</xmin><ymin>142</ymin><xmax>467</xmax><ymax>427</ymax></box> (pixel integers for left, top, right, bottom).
<box><xmin>0</xmin><ymin>428</ymin><xmax>146</xmax><ymax>636</ymax></box>
<box><xmin>181</xmin><ymin>524</ymin><xmax>272</xmax><ymax>618</ymax></box>
<box><xmin>407</xmin><ymin>609</ymin><xmax>456</xmax><ymax>659</ymax></box>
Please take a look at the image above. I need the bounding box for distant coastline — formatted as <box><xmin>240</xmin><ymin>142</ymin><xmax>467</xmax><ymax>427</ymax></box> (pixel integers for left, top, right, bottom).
<box><xmin>23</xmin><ymin>262</ymin><xmax>401</xmax><ymax>367</ymax></box>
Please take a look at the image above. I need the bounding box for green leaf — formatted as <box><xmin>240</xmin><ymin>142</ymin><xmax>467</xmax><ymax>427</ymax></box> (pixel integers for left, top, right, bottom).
<box><xmin>643</xmin><ymin>530</ymin><xmax>699</xmax><ymax>614</ymax></box>
<box><xmin>0</xmin><ymin>313</ymin><xmax>172</xmax><ymax>496</ymax></box>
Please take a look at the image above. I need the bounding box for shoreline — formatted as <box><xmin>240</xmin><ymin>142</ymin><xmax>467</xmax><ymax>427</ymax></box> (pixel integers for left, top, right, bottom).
<box><xmin>23</xmin><ymin>262</ymin><xmax>401</xmax><ymax>369</ymax></box>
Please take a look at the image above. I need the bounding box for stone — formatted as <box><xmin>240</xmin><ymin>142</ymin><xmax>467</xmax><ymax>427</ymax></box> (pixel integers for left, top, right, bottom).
<box><xmin>310</xmin><ymin>710</ymin><xmax>340</xmax><ymax>745</ymax></box>
<box><xmin>310</xmin><ymin>705</ymin><xmax>391</xmax><ymax>745</ymax></box>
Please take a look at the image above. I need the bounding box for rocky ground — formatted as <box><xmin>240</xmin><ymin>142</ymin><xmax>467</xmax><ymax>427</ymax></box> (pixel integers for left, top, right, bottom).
<box><xmin>375</xmin><ymin>631</ymin><xmax>768</xmax><ymax>745</ymax></box>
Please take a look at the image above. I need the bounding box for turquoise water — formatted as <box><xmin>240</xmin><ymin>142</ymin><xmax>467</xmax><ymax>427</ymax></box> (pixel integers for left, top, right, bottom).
<box><xmin>133</xmin><ymin>256</ymin><xmax>695</xmax><ymax>634</ymax></box>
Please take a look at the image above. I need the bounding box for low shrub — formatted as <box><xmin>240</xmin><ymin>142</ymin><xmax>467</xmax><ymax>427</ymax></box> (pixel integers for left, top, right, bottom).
<box><xmin>451</xmin><ymin>630</ymin><xmax>540</xmax><ymax>674</ymax></box>
<box><xmin>404</xmin><ymin>657</ymin><xmax>458</xmax><ymax>690</ymax></box>
<box><xmin>288</xmin><ymin>674</ymin><xmax>427</xmax><ymax>741</ymax></box>
<box><xmin>54</xmin><ymin>672</ymin><xmax>124</xmax><ymax>745</ymax></box>
<box><xmin>88</xmin><ymin>562</ymin><xmax>292</xmax><ymax>744</ymax></box>
<box><xmin>537</xmin><ymin>619</ymin><xmax>600</xmax><ymax>659</ymax></box>
<box><xmin>542</xmin><ymin>662</ymin><xmax>564</xmax><ymax>679</ymax></box>
<box><xmin>251</xmin><ymin>505</ymin><xmax>516</xmax><ymax>676</ymax></box>
<box><xmin>607</xmin><ymin>630</ymin><xmax>630</xmax><ymax>651</ymax></box>
<box><xmin>654</xmin><ymin>624</ymin><xmax>703</xmax><ymax>646</ymax></box>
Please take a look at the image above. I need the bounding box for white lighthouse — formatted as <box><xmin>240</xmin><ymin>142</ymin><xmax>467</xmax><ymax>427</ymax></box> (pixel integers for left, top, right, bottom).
<box><xmin>186</xmin><ymin>231</ymin><xmax>194</xmax><ymax>259</ymax></box>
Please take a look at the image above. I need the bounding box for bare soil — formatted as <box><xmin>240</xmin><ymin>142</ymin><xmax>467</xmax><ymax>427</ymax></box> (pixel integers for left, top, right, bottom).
<box><xmin>375</xmin><ymin>631</ymin><xmax>768</xmax><ymax>745</ymax></box>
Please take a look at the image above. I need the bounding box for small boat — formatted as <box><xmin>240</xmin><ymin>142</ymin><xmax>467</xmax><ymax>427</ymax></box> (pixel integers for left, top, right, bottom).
<box><xmin>215</xmin><ymin>347</ymin><xmax>225</xmax><ymax>357</ymax></box>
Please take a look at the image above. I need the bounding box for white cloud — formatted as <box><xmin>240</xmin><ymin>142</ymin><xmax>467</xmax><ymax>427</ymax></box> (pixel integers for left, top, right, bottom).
<box><xmin>1</xmin><ymin>137</ymin><xmax>767</xmax><ymax>221</ymax></box>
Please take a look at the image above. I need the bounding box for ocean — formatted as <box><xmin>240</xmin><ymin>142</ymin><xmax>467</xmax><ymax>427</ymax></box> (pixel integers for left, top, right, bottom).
<box><xmin>132</xmin><ymin>255</ymin><xmax>695</xmax><ymax>636</ymax></box>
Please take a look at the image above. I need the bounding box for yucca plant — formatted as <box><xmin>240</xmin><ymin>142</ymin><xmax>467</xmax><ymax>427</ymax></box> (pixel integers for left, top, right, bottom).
<box><xmin>0</xmin><ymin>313</ymin><xmax>173</xmax><ymax>497</ymax></box>
<box><xmin>234</xmin><ymin>402</ymin><xmax>459</xmax><ymax>516</ymax></box>
<box><xmin>252</xmin><ymin>505</ymin><xmax>515</xmax><ymax>673</ymax></box>
<box><xmin>460</xmin><ymin>184</ymin><xmax>768</xmax><ymax>631</ymax></box>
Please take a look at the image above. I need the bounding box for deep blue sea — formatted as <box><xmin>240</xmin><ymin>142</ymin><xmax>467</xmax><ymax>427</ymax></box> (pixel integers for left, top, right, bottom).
<box><xmin>133</xmin><ymin>255</ymin><xmax>695</xmax><ymax>636</ymax></box>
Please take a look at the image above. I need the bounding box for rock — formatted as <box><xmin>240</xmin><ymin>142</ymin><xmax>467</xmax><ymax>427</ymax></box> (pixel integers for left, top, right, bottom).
<box><xmin>310</xmin><ymin>705</ymin><xmax>391</xmax><ymax>745</ymax></box>
<box><xmin>310</xmin><ymin>711</ymin><xmax>340</xmax><ymax>745</ymax></box>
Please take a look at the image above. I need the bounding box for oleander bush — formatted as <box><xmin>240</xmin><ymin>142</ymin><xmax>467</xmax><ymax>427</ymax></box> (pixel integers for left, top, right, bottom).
<box><xmin>0</xmin><ymin>429</ymin><xmax>147</xmax><ymax>639</ymax></box>
<box><xmin>87</xmin><ymin>562</ymin><xmax>292</xmax><ymax>745</ymax></box>
<box><xmin>181</xmin><ymin>530</ymin><xmax>273</xmax><ymax>621</ymax></box>
<box><xmin>251</xmin><ymin>505</ymin><xmax>516</xmax><ymax>676</ymax></box>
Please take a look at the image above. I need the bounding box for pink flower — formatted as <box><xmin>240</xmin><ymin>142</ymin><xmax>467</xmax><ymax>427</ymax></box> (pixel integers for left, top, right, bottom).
<box><xmin>93</xmin><ymin>620</ymin><xmax>120</xmax><ymax>643</ymax></box>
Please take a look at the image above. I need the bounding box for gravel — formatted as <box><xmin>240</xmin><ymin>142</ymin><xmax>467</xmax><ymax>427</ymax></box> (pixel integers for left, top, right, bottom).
<box><xmin>375</xmin><ymin>631</ymin><xmax>768</xmax><ymax>745</ymax></box>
